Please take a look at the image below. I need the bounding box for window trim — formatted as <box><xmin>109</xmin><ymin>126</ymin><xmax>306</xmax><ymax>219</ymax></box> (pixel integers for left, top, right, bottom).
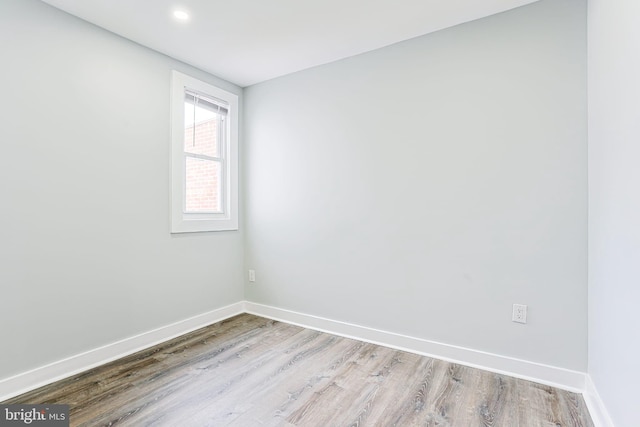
<box><xmin>170</xmin><ymin>70</ymin><xmax>239</xmax><ymax>233</ymax></box>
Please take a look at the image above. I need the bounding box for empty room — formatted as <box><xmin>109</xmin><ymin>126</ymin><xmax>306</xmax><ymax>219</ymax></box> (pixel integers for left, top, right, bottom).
<box><xmin>0</xmin><ymin>0</ymin><xmax>637</xmax><ymax>426</ymax></box>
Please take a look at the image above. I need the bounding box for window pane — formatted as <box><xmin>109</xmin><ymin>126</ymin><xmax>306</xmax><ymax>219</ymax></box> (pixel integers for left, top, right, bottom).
<box><xmin>185</xmin><ymin>157</ymin><xmax>222</xmax><ymax>213</ymax></box>
<box><xmin>184</xmin><ymin>101</ymin><xmax>220</xmax><ymax>158</ymax></box>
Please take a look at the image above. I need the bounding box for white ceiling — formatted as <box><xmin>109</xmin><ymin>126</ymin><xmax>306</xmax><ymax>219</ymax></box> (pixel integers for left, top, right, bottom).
<box><xmin>40</xmin><ymin>0</ymin><xmax>539</xmax><ymax>87</ymax></box>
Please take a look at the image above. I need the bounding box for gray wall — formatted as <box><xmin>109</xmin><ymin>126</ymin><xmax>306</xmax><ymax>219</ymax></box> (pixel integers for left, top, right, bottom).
<box><xmin>244</xmin><ymin>0</ymin><xmax>587</xmax><ymax>370</ymax></box>
<box><xmin>1</xmin><ymin>0</ymin><xmax>592</xmax><ymax>386</ymax></box>
<box><xmin>588</xmin><ymin>0</ymin><xmax>640</xmax><ymax>425</ymax></box>
<box><xmin>0</xmin><ymin>0</ymin><xmax>243</xmax><ymax>380</ymax></box>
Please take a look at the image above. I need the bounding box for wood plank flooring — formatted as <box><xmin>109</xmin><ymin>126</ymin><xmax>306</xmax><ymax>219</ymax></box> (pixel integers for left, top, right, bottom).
<box><xmin>3</xmin><ymin>314</ymin><xmax>594</xmax><ymax>426</ymax></box>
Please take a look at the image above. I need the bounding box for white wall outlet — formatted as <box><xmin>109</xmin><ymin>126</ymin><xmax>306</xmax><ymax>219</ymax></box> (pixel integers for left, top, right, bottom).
<box><xmin>248</xmin><ymin>269</ymin><xmax>256</xmax><ymax>282</ymax></box>
<box><xmin>512</xmin><ymin>304</ymin><xmax>527</xmax><ymax>324</ymax></box>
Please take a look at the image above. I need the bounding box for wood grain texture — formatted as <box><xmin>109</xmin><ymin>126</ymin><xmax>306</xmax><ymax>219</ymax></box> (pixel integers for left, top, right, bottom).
<box><xmin>3</xmin><ymin>314</ymin><xmax>594</xmax><ymax>427</ymax></box>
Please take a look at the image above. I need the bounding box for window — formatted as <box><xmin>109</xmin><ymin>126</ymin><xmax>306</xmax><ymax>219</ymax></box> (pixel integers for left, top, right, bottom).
<box><xmin>171</xmin><ymin>71</ymin><xmax>238</xmax><ymax>232</ymax></box>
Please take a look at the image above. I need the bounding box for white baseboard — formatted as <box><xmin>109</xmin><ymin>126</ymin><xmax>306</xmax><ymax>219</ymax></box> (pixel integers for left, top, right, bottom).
<box><xmin>0</xmin><ymin>302</ymin><xmax>244</xmax><ymax>402</ymax></box>
<box><xmin>245</xmin><ymin>302</ymin><xmax>586</xmax><ymax>393</ymax></box>
<box><xmin>1</xmin><ymin>300</ymin><xmax>596</xmax><ymax>416</ymax></box>
<box><xmin>583</xmin><ymin>375</ymin><xmax>615</xmax><ymax>427</ymax></box>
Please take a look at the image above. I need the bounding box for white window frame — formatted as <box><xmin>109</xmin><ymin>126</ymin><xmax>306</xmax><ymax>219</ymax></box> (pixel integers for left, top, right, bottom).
<box><xmin>171</xmin><ymin>71</ymin><xmax>239</xmax><ymax>233</ymax></box>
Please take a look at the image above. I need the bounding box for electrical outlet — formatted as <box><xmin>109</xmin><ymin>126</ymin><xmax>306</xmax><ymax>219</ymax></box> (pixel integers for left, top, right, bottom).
<box><xmin>248</xmin><ymin>269</ymin><xmax>256</xmax><ymax>282</ymax></box>
<box><xmin>512</xmin><ymin>304</ymin><xmax>527</xmax><ymax>324</ymax></box>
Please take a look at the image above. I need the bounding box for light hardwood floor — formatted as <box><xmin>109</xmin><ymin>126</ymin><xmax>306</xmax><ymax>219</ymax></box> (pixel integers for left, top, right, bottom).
<box><xmin>3</xmin><ymin>314</ymin><xmax>594</xmax><ymax>426</ymax></box>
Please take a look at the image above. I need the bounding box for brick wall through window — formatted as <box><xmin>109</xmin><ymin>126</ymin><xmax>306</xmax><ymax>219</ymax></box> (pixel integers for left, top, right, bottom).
<box><xmin>184</xmin><ymin>118</ymin><xmax>220</xmax><ymax>213</ymax></box>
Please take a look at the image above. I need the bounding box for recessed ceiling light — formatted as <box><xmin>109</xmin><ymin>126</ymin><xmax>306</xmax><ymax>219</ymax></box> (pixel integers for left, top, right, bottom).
<box><xmin>173</xmin><ymin>10</ymin><xmax>189</xmax><ymax>21</ymax></box>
